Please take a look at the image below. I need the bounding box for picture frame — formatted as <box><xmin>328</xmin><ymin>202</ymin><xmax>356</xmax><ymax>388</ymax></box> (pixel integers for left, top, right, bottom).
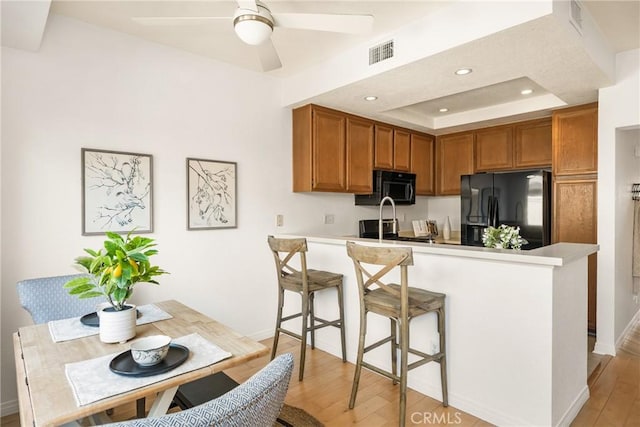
<box><xmin>187</xmin><ymin>158</ymin><xmax>237</xmax><ymax>230</ymax></box>
<box><xmin>82</xmin><ymin>148</ymin><xmax>153</xmax><ymax>236</ymax></box>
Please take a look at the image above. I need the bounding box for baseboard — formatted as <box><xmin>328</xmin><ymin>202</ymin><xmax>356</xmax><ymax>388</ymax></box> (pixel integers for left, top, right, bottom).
<box><xmin>595</xmin><ymin>308</ymin><xmax>640</xmax><ymax>356</ymax></box>
<box><xmin>408</xmin><ymin>375</ymin><xmax>530</xmax><ymax>426</ymax></box>
<box><xmin>593</xmin><ymin>341</ymin><xmax>617</xmax><ymax>355</ymax></box>
<box><xmin>246</xmin><ymin>328</ymin><xmax>274</xmax><ymax>343</ymax></box>
<box><xmin>615</xmin><ymin>308</ymin><xmax>640</xmax><ymax>350</ymax></box>
<box><xmin>1</xmin><ymin>399</ymin><xmax>19</xmax><ymax>417</ymax></box>
<box><xmin>554</xmin><ymin>385</ymin><xmax>590</xmax><ymax>427</ymax></box>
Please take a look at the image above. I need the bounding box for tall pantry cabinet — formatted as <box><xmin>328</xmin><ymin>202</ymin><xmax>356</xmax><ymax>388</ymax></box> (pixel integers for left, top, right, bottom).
<box><xmin>552</xmin><ymin>103</ymin><xmax>598</xmax><ymax>333</ymax></box>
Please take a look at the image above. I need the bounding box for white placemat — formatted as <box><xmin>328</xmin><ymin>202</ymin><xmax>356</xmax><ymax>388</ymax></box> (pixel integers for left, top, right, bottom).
<box><xmin>48</xmin><ymin>304</ymin><xmax>173</xmax><ymax>342</ymax></box>
<box><xmin>65</xmin><ymin>333</ymin><xmax>233</xmax><ymax>406</ymax></box>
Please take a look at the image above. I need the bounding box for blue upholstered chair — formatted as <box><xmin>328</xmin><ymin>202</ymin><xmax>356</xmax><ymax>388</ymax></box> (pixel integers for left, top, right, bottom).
<box><xmin>16</xmin><ymin>274</ymin><xmax>103</xmax><ymax>324</ymax></box>
<box><xmin>100</xmin><ymin>353</ymin><xmax>295</xmax><ymax>427</ymax></box>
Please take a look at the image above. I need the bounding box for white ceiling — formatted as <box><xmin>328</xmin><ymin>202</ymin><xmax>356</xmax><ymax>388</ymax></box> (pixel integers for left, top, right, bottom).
<box><xmin>3</xmin><ymin>0</ymin><xmax>639</xmax><ymax>134</ymax></box>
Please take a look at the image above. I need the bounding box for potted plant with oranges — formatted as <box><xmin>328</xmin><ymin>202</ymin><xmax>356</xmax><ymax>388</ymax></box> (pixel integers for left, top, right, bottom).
<box><xmin>64</xmin><ymin>231</ymin><xmax>168</xmax><ymax>343</ymax></box>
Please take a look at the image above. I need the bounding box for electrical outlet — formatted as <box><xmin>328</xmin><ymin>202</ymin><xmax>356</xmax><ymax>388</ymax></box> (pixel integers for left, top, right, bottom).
<box><xmin>276</xmin><ymin>214</ymin><xmax>284</xmax><ymax>227</ymax></box>
<box><xmin>324</xmin><ymin>214</ymin><xmax>335</xmax><ymax>224</ymax></box>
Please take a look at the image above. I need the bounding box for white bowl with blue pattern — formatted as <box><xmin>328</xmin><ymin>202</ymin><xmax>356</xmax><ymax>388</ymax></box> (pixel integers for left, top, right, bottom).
<box><xmin>130</xmin><ymin>335</ymin><xmax>171</xmax><ymax>366</ymax></box>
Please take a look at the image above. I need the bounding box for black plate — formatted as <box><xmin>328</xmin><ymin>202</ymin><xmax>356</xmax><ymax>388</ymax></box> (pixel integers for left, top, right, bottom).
<box><xmin>81</xmin><ymin>309</ymin><xmax>141</xmax><ymax>327</ymax></box>
<box><xmin>109</xmin><ymin>344</ymin><xmax>189</xmax><ymax>377</ymax></box>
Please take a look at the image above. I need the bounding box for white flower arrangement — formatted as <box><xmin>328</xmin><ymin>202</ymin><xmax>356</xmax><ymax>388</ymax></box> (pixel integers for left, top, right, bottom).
<box><xmin>482</xmin><ymin>224</ymin><xmax>529</xmax><ymax>250</ymax></box>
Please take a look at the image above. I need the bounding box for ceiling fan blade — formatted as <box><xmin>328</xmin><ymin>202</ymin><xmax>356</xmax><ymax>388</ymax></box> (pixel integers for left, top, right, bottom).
<box><xmin>236</xmin><ymin>0</ymin><xmax>258</xmax><ymax>12</ymax></box>
<box><xmin>272</xmin><ymin>13</ymin><xmax>374</xmax><ymax>34</ymax></box>
<box><xmin>256</xmin><ymin>38</ymin><xmax>282</xmax><ymax>71</ymax></box>
<box><xmin>132</xmin><ymin>16</ymin><xmax>229</xmax><ymax>26</ymax></box>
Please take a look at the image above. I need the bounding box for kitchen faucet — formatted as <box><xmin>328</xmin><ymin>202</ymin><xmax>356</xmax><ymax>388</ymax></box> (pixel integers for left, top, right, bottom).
<box><xmin>379</xmin><ymin>196</ymin><xmax>397</xmax><ymax>243</ymax></box>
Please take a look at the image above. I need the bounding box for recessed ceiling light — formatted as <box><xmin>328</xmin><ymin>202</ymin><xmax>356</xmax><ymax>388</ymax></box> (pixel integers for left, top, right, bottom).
<box><xmin>521</xmin><ymin>89</ymin><xmax>534</xmax><ymax>95</ymax></box>
<box><xmin>439</xmin><ymin>108</ymin><xmax>449</xmax><ymax>113</ymax></box>
<box><xmin>455</xmin><ymin>68</ymin><xmax>473</xmax><ymax>76</ymax></box>
<box><xmin>364</xmin><ymin>96</ymin><xmax>378</xmax><ymax>101</ymax></box>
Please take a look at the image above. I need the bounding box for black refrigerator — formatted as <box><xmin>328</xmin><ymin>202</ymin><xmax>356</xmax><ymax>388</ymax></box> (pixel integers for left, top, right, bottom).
<box><xmin>460</xmin><ymin>170</ymin><xmax>552</xmax><ymax>249</ymax></box>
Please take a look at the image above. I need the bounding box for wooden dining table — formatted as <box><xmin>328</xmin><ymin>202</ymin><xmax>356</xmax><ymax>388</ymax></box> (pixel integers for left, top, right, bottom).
<box><xmin>13</xmin><ymin>300</ymin><xmax>269</xmax><ymax>427</ymax></box>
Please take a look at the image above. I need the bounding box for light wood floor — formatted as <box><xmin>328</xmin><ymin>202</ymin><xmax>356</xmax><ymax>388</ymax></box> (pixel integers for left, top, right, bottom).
<box><xmin>3</xmin><ymin>322</ymin><xmax>640</xmax><ymax>426</ymax></box>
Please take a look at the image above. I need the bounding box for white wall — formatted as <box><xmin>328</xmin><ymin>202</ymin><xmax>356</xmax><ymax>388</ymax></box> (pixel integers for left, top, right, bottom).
<box><xmin>596</xmin><ymin>49</ymin><xmax>640</xmax><ymax>354</ymax></box>
<box><xmin>426</xmin><ymin>196</ymin><xmax>461</xmax><ymax>234</ymax></box>
<box><xmin>0</xmin><ymin>14</ymin><xmax>432</xmax><ymax>413</ymax></box>
<box><xmin>614</xmin><ymin>128</ymin><xmax>640</xmax><ymax>338</ymax></box>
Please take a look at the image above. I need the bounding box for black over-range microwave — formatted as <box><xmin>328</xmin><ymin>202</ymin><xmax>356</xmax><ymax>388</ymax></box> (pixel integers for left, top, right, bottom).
<box><xmin>354</xmin><ymin>170</ymin><xmax>416</xmax><ymax>205</ymax></box>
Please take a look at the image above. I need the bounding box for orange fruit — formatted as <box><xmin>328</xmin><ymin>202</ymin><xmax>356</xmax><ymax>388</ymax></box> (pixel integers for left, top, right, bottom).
<box><xmin>129</xmin><ymin>258</ymin><xmax>139</xmax><ymax>273</ymax></box>
<box><xmin>113</xmin><ymin>263</ymin><xmax>122</xmax><ymax>278</ymax></box>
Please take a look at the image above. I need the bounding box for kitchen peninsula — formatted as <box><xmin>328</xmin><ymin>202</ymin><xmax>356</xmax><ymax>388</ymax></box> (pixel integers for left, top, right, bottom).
<box><xmin>284</xmin><ymin>236</ymin><xmax>598</xmax><ymax>426</ymax></box>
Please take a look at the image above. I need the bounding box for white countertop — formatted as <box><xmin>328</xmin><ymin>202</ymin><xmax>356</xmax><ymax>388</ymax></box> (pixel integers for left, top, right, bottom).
<box><xmin>287</xmin><ymin>234</ymin><xmax>598</xmax><ymax>267</ymax></box>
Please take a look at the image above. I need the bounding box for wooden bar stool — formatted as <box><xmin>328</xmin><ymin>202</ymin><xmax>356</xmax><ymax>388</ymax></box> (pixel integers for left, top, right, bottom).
<box><xmin>346</xmin><ymin>241</ymin><xmax>448</xmax><ymax>426</ymax></box>
<box><xmin>267</xmin><ymin>235</ymin><xmax>347</xmax><ymax>381</ymax></box>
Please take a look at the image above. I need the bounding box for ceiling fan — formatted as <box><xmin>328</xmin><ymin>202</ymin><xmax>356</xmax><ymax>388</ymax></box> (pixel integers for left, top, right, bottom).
<box><xmin>132</xmin><ymin>0</ymin><xmax>374</xmax><ymax>72</ymax></box>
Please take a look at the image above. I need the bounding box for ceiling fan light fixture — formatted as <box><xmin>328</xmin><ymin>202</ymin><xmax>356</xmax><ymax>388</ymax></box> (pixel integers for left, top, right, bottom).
<box><xmin>234</xmin><ymin>15</ymin><xmax>273</xmax><ymax>45</ymax></box>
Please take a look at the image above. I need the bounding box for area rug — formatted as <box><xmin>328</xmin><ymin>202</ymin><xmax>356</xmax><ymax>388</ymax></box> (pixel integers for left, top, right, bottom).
<box><xmin>274</xmin><ymin>404</ymin><xmax>324</xmax><ymax>427</ymax></box>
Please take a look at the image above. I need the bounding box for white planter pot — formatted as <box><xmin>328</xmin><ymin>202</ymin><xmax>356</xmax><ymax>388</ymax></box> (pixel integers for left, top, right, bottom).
<box><xmin>99</xmin><ymin>304</ymin><xmax>137</xmax><ymax>343</ymax></box>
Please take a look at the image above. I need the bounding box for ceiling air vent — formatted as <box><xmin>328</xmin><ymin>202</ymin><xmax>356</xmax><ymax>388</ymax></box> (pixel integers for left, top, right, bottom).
<box><xmin>369</xmin><ymin>40</ymin><xmax>394</xmax><ymax>65</ymax></box>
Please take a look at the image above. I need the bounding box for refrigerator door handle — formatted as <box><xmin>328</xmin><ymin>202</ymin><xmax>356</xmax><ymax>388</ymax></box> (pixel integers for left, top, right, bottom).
<box><xmin>487</xmin><ymin>195</ymin><xmax>494</xmax><ymax>226</ymax></box>
<box><xmin>493</xmin><ymin>198</ymin><xmax>499</xmax><ymax>227</ymax></box>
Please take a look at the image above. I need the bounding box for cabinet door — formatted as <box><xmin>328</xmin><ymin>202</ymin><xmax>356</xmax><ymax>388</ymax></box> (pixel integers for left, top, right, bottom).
<box><xmin>374</xmin><ymin>124</ymin><xmax>394</xmax><ymax>169</ymax></box>
<box><xmin>346</xmin><ymin>117</ymin><xmax>374</xmax><ymax>193</ymax></box>
<box><xmin>436</xmin><ymin>132</ymin><xmax>474</xmax><ymax>195</ymax></box>
<box><xmin>553</xmin><ymin>178</ymin><xmax>597</xmax><ymax>243</ymax></box>
<box><xmin>553</xmin><ymin>178</ymin><xmax>598</xmax><ymax>331</ymax></box>
<box><xmin>514</xmin><ymin>118</ymin><xmax>552</xmax><ymax>168</ymax></box>
<box><xmin>475</xmin><ymin>125</ymin><xmax>513</xmax><ymax>171</ymax></box>
<box><xmin>410</xmin><ymin>133</ymin><xmax>435</xmax><ymax>195</ymax></box>
<box><xmin>553</xmin><ymin>104</ymin><xmax>598</xmax><ymax>175</ymax></box>
<box><xmin>312</xmin><ymin>108</ymin><xmax>346</xmax><ymax>191</ymax></box>
<box><xmin>393</xmin><ymin>129</ymin><xmax>411</xmax><ymax>171</ymax></box>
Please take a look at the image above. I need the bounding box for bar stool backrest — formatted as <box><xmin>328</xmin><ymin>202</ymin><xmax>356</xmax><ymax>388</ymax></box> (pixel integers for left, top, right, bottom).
<box><xmin>346</xmin><ymin>241</ymin><xmax>414</xmax><ymax>301</ymax></box>
<box><xmin>267</xmin><ymin>236</ymin><xmax>309</xmax><ymax>291</ymax></box>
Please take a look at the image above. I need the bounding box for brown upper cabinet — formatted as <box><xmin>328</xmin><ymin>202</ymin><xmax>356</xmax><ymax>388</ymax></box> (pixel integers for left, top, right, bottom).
<box><xmin>436</xmin><ymin>132</ymin><xmax>474</xmax><ymax>195</ymax></box>
<box><xmin>293</xmin><ymin>103</ymin><xmax>555</xmax><ymax>196</ymax></box>
<box><xmin>475</xmin><ymin>118</ymin><xmax>552</xmax><ymax>172</ymax></box>
<box><xmin>553</xmin><ymin>103</ymin><xmax>598</xmax><ymax>176</ymax></box>
<box><xmin>410</xmin><ymin>133</ymin><xmax>435</xmax><ymax>195</ymax></box>
<box><xmin>293</xmin><ymin>104</ymin><xmax>373</xmax><ymax>193</ymax></box>
<box><xmin>374</xmin><ymin>125</ymin><xmax>411</xmax><ymax>171</ymax></box>
<box><xmin>346</xmin><ymin>116</ymin><xmax>375</xmax><ymax>194</ymax></box>
<box><xmin>475</xmin><ymin>125</ymin><xmax>514</xmax><ymax>171</ymax></box>
<box><xmin>514</xmin><ymin>118</ymin><xmax>552</xmax><ymax>169</ymax></box>
<box><xmin>392</xmin><ymin>129</ymin><xmax>411</xmax><ymax>171</ymax></box>
<box><xmin>374</xmin><ymin>124</ymin><xmax>394</xmax><ymax>170</ymax></box>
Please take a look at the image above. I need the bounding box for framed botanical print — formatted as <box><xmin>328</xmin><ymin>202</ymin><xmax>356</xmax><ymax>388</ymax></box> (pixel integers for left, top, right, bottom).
<box><xmin>187</xmin><ymin>158</ymin><xmax>237</xmax><ymax>230</ymax></box>
<box><xmin>82</xmin><ymin>148</ymin><xmax>153</xmax><ymax>235</ymax></box>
